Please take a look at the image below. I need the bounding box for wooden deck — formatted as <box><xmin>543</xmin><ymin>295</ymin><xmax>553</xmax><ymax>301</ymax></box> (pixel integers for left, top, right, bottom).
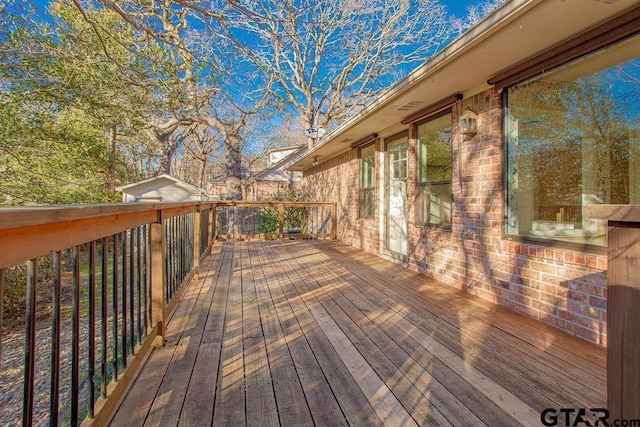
<box><xmin>111</xmin><ymin>240</ymin><xmax>606</xmax><ymax>426</ymax></box>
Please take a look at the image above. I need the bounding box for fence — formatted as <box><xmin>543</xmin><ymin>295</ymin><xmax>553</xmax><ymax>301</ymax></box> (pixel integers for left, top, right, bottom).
<box><xmin>213</xmin><ymin>201</ymin><xmax>336</xmax><ymax>241</ymax></box>
<box><xmin>0</xmin><ymin>200</ymin><xmax>335</xmax><ymax>426</ymax></box>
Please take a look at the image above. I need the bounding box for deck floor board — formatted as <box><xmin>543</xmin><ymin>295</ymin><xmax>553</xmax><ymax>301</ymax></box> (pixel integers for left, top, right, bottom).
<box><xmin>111</xmin><ymin>240</ymin><xmax>606</xmax><ymax>426</ymax></box>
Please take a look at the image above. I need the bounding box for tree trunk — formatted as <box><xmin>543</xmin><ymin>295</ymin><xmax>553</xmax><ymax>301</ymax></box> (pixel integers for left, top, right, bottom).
<box><xmin>108</xmin><ymin>125</ymin><xmax>117</xmax><ymax>195</ymax></box>
<box><xmin>303</xmin><ymin>110</ymin><xmax>316</xmax><ymax>148</ymax></box>
<box><xmin>159</xmin><ymin>143</ymin><xmax>179</xmax><ymax>175</ymax></box>
<box><xmin>199</xmin><ymin>157</ymin><xmax>207</xmax><ymax>189</ymax></box>
<box><xmin>224</xmin><ymin>133</ymin><xmax>243</xmax><ymax>200</ymax></box>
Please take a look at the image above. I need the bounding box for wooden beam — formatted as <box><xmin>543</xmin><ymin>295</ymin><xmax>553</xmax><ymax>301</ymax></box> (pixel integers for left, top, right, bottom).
<box><xmin>488</xmin><ymin>5</ymin><xmax>640</xmax><ymax>90</ymax></box>
<box><xmin>0</xmin><ymin>202</ymin><xmax>201</xmax><ymax>230</ymax></box>
<box><xmin>349</xmin><ymin>133</ymin><xmax>379</xmax><ymax>149</ymax></box>
<box><xmin>0</xmin><ymin>210</ymin><xmax>158</xmax><ymax>270</ymax></box>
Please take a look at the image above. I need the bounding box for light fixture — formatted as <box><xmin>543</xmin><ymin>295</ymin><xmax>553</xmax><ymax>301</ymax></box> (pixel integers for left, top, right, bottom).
<box><xmin>312</xmin><ymin>156</ymin><xmax>320</xmax><ymax>166</ymax></box>
<box><xmin>458</xmin><ymin>108</ymin><xmax>478</xmax><ymax>136</ymax></box>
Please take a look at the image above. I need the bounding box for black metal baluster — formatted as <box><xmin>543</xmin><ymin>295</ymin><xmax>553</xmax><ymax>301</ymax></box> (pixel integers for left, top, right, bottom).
<box><xmin>182</xmin><ymin>215</ymin><xmax>185</xmax><ymax>281</ymax></box>
<box><xmin>165</xmin><ymin>218</ymin><xmax>176</xmax><ymax>303</ymax></box>
<box><xmin>175</xmin><ymin>216</ymin><xmax>180</xmax><ymax>289</ymax></box>
<box><xmin>129</xmin><ymin>229</ymin><xmax>135</xmax><ymax>350</ymax></box>
<box><xmin>23</xmin><ymin>259</ymin><xmax>37</xmax><ymax>427</ymax></box>
<box><xmin>260</xmin><ymin>207</ymin><xmax>265</xmax><ymax>237</ymax></box>
<box><xmin>166</xmin><ymin>219</ymin><xmax>172</xmax><ymax>302</ymax></box>
<box><xmin>71</xmin><ymin>247</ymin><xmax>81</xmax><ymax>426</ymax></box>
<box><xmin>50</xmin><ymin>252</ymin><xmax>61</xmax><ymax>425</ymax></box>
<box><xmin>178</xmin><ymin>216</ymin><xmax>183</xmax><ymax>288</ymax></box>
<box><xmin>88</xmin><ymin>241</ymin><xmax>96</xmax><ymax>418</ymax></box>
<box><xmin>176</xmin><ymin>216</ymin><xmax>180</xmax><ymax>292</ymax></box>
<box><xmin>185</xmin><ymin>214</ymin><xmax>190</xmax><ymax>277</ymax></box>
<box><xmin>112</xmin><ymin>234</ymin><xmax>119</xmax><ymax>381</ymax></box>
<box><xmin>186</xmin><ymin>214</ymin><xmax>190</xmax><ymax>274</ymax></box>
<box><xmin>101</xmin><ymin>238</ymin><xmax>108</xmax><ymax>399</ymax></box>
<box><xmin>142</xmin><ymin>225</ymin><xmax>149</xmax><ymax>334</ymax></box>
<box><xmin>174</xmin><ymin>217</ymin><xmax>178</xmax><ymax>295</ymax></box>
<box><xmin>136</xmin><ymin>226</ymin><xmax>142</xmax><ymax>344</ymax></box>
<box><xmin>121</xmin><ymin>232</ymin><xmax>128</xmax><ymax>367</ymax></box>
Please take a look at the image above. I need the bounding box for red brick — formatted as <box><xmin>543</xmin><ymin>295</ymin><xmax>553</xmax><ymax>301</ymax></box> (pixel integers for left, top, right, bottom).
<box><xmin>302</xmin><ymin>87</ymin><xmax>609</xmax><ymax>346</ymax></box>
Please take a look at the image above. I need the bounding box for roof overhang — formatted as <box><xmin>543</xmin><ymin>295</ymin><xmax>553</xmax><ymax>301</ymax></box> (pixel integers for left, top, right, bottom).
<box><xmin>290</xmin><ymin>0</ymin><xmax>638</xmax><ymax>171</ymax></box>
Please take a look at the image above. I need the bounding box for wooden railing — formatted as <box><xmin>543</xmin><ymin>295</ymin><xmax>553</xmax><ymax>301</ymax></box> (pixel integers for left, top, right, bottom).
<box><xmin>213</xmin><ymin>201</ymin><xmax>337</xmax><ymax>241</ymax></box>
<box><xmin>0</xmin><ymin>201</ymin><xmax>335</xmax><ymax>426</ymax></box>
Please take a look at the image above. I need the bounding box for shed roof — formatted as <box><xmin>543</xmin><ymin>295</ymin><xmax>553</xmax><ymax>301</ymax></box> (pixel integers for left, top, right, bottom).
<box><xmin>116</xmin><ymin>174</ymin><xmax>205</xmax><ymax>194</ymax></box>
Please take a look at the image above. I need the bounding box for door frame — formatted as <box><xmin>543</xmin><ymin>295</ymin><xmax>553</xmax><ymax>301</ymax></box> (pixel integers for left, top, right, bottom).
<box><xmin>382</xmin><ymin>131</ymin><xmax>409</xmax><ymax>263</ymax></box>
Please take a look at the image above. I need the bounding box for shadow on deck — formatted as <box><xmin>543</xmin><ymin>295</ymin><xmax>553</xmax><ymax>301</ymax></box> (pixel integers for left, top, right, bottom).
<box><xmin>111</xmin><ymin>240</ymin><xmax>605</xmax><ymax>426</ymax></box>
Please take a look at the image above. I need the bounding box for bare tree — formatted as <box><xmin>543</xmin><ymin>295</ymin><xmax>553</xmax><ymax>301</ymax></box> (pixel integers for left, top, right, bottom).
<box><xmin>176</xmin><ymin>124</ymin><xmax>221</xmax><ymax>188</ymax></box>
<box><xmin>73</xmin><ymin>0</ymin><xmax>274</xmax><ymax>199</ymax></box>
<box><xmin>218</xmin><ymin>0</ymin><xmax>450</xmax><ymax>145</ymax></box>
<box><xmin>451</xmin><ymin>0</ymin><xmax>508</xmax><ymax>35</ymax></box>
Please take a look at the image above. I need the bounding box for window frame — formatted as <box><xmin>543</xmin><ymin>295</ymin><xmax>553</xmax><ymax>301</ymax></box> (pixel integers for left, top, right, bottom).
<box><xmin>502</xmin><ymin>34</ymin><xmax>640</xmax><ymax>250</ymax></box>
<box><xmin>415</xmin><ymin>109</ymin><xmax>453</xmax><ymax>229</ymax></box>
<box><xmin>359</xmin><ymin>143</ymin><xmax>376</xmax><ymax>219</ymax></box>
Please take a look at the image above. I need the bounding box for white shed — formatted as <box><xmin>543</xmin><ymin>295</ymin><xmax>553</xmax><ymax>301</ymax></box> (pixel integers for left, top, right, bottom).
<box><xmin>116</xmin><ymin>174</ymin><xmax>206</xmax><ymax>203</ymax></box>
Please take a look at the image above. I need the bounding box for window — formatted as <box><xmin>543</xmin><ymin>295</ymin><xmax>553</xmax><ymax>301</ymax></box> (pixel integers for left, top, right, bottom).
<box><xmin>416</xmin><ymin>113</ymin><xmax>452</xmax><ymax>228</ymax></box>
<box><xmin>506</xmin><ymin>35</ymin><xmax>640</xmax><ymax>246</ymax></box>
<box><xmin>359</xmin><ymin>144</ymin><xmax>375</xmax><ymax>218</ymax></box>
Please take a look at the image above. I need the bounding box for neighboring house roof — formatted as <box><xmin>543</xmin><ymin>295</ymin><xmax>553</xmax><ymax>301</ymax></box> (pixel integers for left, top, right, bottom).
<box><xmin>116</xmin><ymin>174</ymin><xmax>205</xmax><ymax>195</ymax></box>
<box><xmin>290</xmin><ymin>0</ymin><xmax>637</xmax><ymax>170</ymax></box>
<box><xmin>249</xmin><ymin>145</ymin><xmax>305</xmax><ymax>183</ymax></box>
<box><xmin>207</xmin><ymin>146</ymin><xmax>305</xmax><ymax>187</ymax></box>
<box><xmin>265</xmin><ymin>145</ymin><xmax>301</xmax><ymax>165</ymax></box>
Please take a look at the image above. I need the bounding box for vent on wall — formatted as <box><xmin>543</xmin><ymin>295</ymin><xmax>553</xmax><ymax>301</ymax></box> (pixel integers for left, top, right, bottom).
<box><xmin>394</xmin><ymin>101</ymin><xmax>424</xmax><ymax>111</ymax></box>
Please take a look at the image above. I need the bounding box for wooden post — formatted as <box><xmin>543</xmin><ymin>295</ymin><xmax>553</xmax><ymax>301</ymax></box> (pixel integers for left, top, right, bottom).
<box><xmin>212</xmin><ymin>204</ymin><xmax>218</xmax><ymax>245</ymax></box>
<box><xmin>150</xmin><ymin>219</ymin><xmax>166</xmax><ymax>347</ymax></box>
<box><xmin>585</xmin><ymin>204</ymin><xmax>640</xmax><ymax>420</ymax></box>
<box><xmin>208</xmin><ymin>204</ymin><xmax>214</xmax><ymax>250</ymax></box>
<box><xmin>331</xmin><ymin>203</ymin><xmax>337</xmax><ymax>240</ymax></box>
<box><xmin>278</xmin><ymin>203</ymin><xmax>284</xmax><ymax>241</ymax></box>
<box><xmin>607</xmin><ymin>223</ymin><xmax>640</xmax><ymax>420</ymax></box>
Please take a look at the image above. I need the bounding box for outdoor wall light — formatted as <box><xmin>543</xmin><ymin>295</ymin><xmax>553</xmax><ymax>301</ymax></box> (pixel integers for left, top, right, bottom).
<box><xmin>458</xmin><ymin>108</ymin><xmax>478</xmax><ymax>136</ymax></box>
<box><xmin>312</xmin><ymin>156</ymin><xmax>320</xmax><ymax>166</ymax></box>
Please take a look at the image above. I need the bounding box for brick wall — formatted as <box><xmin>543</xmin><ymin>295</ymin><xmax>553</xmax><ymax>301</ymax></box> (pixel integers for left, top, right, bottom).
<box><xmin>302</xmin><ymin>89</ymin><xmax>608</xmax><ymax>346</ymax></box>
<box><xmin>302</xmin><ymin>147</ymin><xmax>380</xmax><ymax>253</ymax></box>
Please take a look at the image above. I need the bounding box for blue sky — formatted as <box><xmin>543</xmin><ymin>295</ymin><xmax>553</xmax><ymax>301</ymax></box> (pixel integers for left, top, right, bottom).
<box><xmin>443</xmin><ymin>0</ymin><xmax>480</xmax><ymax>18</ymax></box>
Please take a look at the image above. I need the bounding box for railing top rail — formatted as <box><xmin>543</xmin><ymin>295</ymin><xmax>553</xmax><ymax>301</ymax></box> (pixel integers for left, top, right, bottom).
<box><xmin>0</xmin><ymin>201</ymin><xmax>209</xmax><ymax>231</ymax></box>
<box><xmin>0</xmin><ymin>201</ymin><xmax>337</xmax><ymax>231</ymax></box>
<box><xmin>213</xmin><ymin>201</ymin><xmax>336</xmax><ymax>207</ymax></box>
